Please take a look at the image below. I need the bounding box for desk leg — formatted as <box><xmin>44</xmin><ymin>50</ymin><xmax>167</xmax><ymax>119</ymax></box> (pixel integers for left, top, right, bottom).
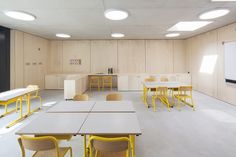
<box><xmin>130</xmin><ymin>135</ymin><xmax>136</xmax><ymax>157</ymax></box>
<box><xmin>6</xmin><ymin>97</ymin><xmax>24</xmax><ymax>128</ymax></box>
<box><xmin>143</xmin><ymin>87</ymin><xmax>149</xmax><ymax>108</ymax></box>
<box><xmin>83</xmin><ymin>135</ymin><xmax>87</xmax><ymax>157</ymax></box>
<box><xmin>0</xmin><ymin>102</ymin><xmax>18</xmax><ymax>118</ymax></box>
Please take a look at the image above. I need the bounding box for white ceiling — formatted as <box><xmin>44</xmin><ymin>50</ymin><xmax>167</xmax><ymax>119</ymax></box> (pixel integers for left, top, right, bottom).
<box><xmin>0</xmin><ymin>0</ymin><xmax>236</xmax><ymax>39</ymax></box>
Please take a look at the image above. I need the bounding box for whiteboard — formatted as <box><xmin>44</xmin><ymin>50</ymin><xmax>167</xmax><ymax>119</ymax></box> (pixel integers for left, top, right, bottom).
<box><xmin>224</xmin><ymin>41</ymin><xmax>236</xmax><ymax>82</ymax></box>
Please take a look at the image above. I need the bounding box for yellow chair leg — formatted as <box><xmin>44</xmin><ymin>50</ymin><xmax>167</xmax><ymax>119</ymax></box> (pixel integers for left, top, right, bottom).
<box><xmin>177</xmin><ymin>97</ymin><xmax>181</xmax><ymax>111</ymax></box>
<box><xmin>152</xmin><ymin>97</ymin><xmax>156</xmax><ymax>112</ymax></box>
<box><xmin>69</xmin><ymin>147</ymin><xmax>73</xmax><ymax>157</ymax></box>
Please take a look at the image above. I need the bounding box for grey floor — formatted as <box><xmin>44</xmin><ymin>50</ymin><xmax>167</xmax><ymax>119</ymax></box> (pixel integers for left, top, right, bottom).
<box><xmin>1</xmin><ymin>89</ymin><xmax>236</xmax><ymax>157</ymax></box>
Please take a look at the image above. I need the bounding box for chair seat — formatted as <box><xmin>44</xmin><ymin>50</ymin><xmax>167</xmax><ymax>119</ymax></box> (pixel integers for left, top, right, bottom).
<box><xmin>33</xmin><ymin>147</ymin><xmax>70</xmax><ymax>157</ymax></box>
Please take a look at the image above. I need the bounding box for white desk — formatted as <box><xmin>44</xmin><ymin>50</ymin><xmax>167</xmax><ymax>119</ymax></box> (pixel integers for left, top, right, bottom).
<box><xmin>143</xmin><ymin>81</ymin><xmax>187</xmax><ymax>89</ymax></box>
<box><xmin>0</xmin><ymin>88</ymin><xmax>40</xmax><ymax>128</ymax></box>
<box><xmin>47</xmin><ymin>101</ymin><xmax>95</xmax><ymax>113</ymax></box>
<box><xmin>79</xmin><ymin>113</ymin><xmax>141</xmax><ymax>135</ymax></box>
<box><xmin>16</xmin><ymin>113</ymin><xmax>88</xmax><ymax>135</ymax></box>
<box><xmin>91</xmin><ymin>101</ymin><xmax>135</xmax><ymax>113</ymax></box>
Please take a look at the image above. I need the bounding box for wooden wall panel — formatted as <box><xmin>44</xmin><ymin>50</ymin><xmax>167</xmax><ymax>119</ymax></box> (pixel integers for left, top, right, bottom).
<box><xmin>49</xmin><ymin>40</ymin><xmax>63</xmax><ymax>73</ymax></box>
<box><xmin>91</xmin><ymin>40</ymin><xmax>117</xmax><ymax>73</ymax></box>
<box><xmin>118</xmin><ymin>40</ymin><xmax>145</xmax><ymax>73</ymax></box>
<box><xmin>11</xmin><ymin>30</ymin><xmax>24</xmax><ymax>88</ymax></box>
<box><xmin>146</xmin><ymin>40</ymin><xmax>173</xmax><ymax>73</ymax></box>
<box><xmin>217</xmin><ymin>23</ymin><xmax>236</xmax><ymax>105</ymax></box>
<box><xmin>22</xmin><ymin>32</ymin><xmax>49</xmax><ymax>88</ymax></box>
<box><xmin>186</xmin><ymin>22</ymin><xmax>236</xmax><ymax>105</ymax></box>
<box><xmin>173</xmin><ymin>40</ymin><xmax>186</xmax><ymax>73</ymax></box>
<box><xmin>63</xmin><ymin>40</ymin><xmax>90</xmax><ymax>73</ymax></box>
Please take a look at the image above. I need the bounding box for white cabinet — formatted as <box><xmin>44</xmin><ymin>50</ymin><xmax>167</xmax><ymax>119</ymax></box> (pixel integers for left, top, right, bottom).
<box><xmin>118</xmin><ymin>74</ymin><xmax>146</xmax><ymax>91</ymax></box>
<box><xmin>117</xmin><ymin>76</ymin><xmax>129</xmax><ymax>91</ymax></box>
<box><xmin>64</xmin><ymin>75</ymin><xmax>88</xmax><ymax>100</ymax></box>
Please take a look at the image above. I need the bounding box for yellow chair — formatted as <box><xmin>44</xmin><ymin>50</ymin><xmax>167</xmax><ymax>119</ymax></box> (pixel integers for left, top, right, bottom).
<box><xmin>88</xmin><ymin>136</ymin><xmax>131</xmax><ymax>157</ymax></box>
<box><xmin>90</xmin><ymin>76</ymin><xmax>100</xmax><ymax>91</ymax></box>
<box><xmin>160</xmin><ymin>76</ymin><xmax>169</xmax><ymax>82</ymax></box>
<box><xmin>102</xmin><ymin>76</ymin><xmax>113</xmax><ymax>91</ymax></box>
<box><xmin>144</xmin><ymin>77</ymin><xmax>156</xmax><ymax>82</ymax></box>
<box><xmin>73</xmin><ymin>94</ymin><xmax>89</xmax><ymax>101</ymax></box>
<box><xmin>16</xmin><ymin>85</ymin><xmax>42</xmax><ymax>110</ymax></box>
<box><xmin>106</xmin><ymin>93</ymin><xmax>122</xmax><ymax>101</ymax></box>
<box><xmin>174</xmin><ymin>86</ymin><xmax>195</xmax><ymax>110</ymax></box>
<box><xmin>152</xmin><ymin>87</ymin><xmax>171</xmax><ymax>112</ymax></box>
<box><xmin>18</xmin><ymin>136</ymin><xmax>72</xmax><ymax>157</ymax></box>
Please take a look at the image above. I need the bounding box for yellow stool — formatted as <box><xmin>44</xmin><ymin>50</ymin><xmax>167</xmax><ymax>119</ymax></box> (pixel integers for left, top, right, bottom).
<box><xmin>89</xmin><ymin>76</ymin><xmax>100</xmax><ymax>91</ymax></box>
<box><xmin>102</xmin><ymin>76</ymin><xmax>113</xmax><ymax>91</ymax></box>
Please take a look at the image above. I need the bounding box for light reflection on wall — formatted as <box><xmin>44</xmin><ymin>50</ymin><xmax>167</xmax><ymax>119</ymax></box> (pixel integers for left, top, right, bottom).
<box><xmin>199</xmin><ymin>55</ymin><xmax>218</xmax><ymax>74</ymax></box>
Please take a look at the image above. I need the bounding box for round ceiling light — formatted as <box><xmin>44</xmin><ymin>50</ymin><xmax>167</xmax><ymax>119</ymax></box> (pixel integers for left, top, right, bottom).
<box><xmin>56</xmin><ymin>33</ymin><xmax>71</xmax><ymax>38</ymax></box>
<box><xmin>104</xmin><ymin>9</ymin><xmax>128</xmax><ymax>20</ymax></box>
<box><xmin>165</xmin><ymin>33</ymin><xmax>180</xmax><ymax>37</ymax></box>
<box><xmin>199</xmin><ymin>9</ymin><xmax>230</xmax><ymax>19</ymax></box>
<box><xmin>111</xmin><ymin>33</ymin><xmax>125</xmax><ymax>38</ymax></box>
<box><xmin>4</xmin><ymin>11</ymin><xmax>36</xmax><ymax>21</ymax></box>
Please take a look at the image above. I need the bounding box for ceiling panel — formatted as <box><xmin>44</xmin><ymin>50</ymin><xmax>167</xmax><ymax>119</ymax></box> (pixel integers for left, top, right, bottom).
<box><xmin>0</xmin><ymin>0</ymin><xmax>236</xmax><ymax>39</ymax></box>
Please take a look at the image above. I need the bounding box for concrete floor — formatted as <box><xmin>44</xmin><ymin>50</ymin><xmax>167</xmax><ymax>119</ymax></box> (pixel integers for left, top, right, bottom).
<box><xmin>1</xmin><ymin>90</ymin><xmax>236</xmax><ymax>157</ymax></box>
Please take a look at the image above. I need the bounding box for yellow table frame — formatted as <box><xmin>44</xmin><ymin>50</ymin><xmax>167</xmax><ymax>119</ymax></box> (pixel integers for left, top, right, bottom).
<box><xmin>82</xmin><ymin>134</ymin><xmax>137</xmax><ymax>157</ymax></box>
<box><xmin>0</xmin><ymin>90</ymin><xmax>41</xmax><ymax>128</ymax></box>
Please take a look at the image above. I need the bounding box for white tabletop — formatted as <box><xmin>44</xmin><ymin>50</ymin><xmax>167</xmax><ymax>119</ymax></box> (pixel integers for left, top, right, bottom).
<box><xmin>79</xmin><ymin>113</ymin><xmax>141</xmax><ymax>135</ymax></box>
<box><xmin>143</xmin><ymin>81</ymin><xmax>188</xmax><ymax>88</ymax></box>
<box><xmin>47</xmin><ymin>101</ymin><xmax>96</xmax><ymax>113</ymax></box>
<box><xmin>91</xmin><ymin>101</ymin><xmax>135</xmax><ymax>113</ymax></box>
<box><xmin>0</xmin><ymin>88</ymin><xmax>36</xmax><ymax>102</ymax></box>
<box><xmin>16</xmin><ymin>113</ymin><xmax>88</xmax><ymax>135</ymax></box>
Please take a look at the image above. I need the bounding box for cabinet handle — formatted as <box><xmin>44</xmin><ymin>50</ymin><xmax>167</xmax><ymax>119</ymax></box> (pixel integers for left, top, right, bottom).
<box><xmin>33</xmin><ymin>62</ymin><xmax>37</xmax><ymax>65</ymax></box>
<box><xmin>25</xmin><ymin>62</ymin><xmax>30</xmax><ymax>65</ymax></box>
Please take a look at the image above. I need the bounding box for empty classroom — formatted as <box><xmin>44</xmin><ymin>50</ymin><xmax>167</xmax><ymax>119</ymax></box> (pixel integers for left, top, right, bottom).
<box><xmin>1</xmin><ymin>0</ymin><xmax>236</xmax><ymax>157</ymax></box>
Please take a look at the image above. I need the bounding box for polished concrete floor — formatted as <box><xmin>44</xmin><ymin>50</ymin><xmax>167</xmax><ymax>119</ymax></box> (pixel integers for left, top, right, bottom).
<box><xmin>1</xmin><ymin>89</ymin><xmax>236</xmax><ymax>157</ymax></box>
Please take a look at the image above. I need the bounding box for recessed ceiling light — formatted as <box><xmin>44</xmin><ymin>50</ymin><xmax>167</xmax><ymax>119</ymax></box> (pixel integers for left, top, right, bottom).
<box><xmin>56</xmin><ymin>33</ymin><xmax>71</xmax><ymax>38</ymax></box>
<box><xmin>211</xmin><ymin>0</ymin><xmax>236</xmax><ymax>2</ymax></box>
<box><xmin>111</xmin><ymin>33</ymin><xmax>125</xmax><ymax>38</ymax></box>
<box><xmin>168</xmin><ymin>21</ymin><xmax>212</xmax><ymax>31</ymax></box>
<box><xmin>104</xmin><ymin>9</ymin><xmax>128</xmax><ymax>20</ymax></box>
<box><xmin>165</xmin><ymin>33</ymin><xmax>180</xmax><ymax>37</ymax></box>
<box><xmin>199</xmin><ymin>9</ymin><xmax>230</xmax><ymax>19</ymax></box>
<box><xmin>4</xmin><ymin>11</ymin><xmax>36</xmax><ymax>21</ymax></box>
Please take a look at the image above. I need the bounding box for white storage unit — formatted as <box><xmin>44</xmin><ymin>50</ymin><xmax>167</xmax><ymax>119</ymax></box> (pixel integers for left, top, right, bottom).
<box><xmin>64</xmin><ymin>75</ymin><xmax>88</xmax><ymax>100</ymax></box>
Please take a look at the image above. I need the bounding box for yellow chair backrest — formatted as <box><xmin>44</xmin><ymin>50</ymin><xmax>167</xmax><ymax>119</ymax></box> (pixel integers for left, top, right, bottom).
<box><xmin>102</xmin><ymin>76</ymin><xmax>112</xmax><ymax>83</ymax></box>
<box><xmin>89</xmin><ymin>136</ymin><xmax>130</xmax><ymax>157</ymax></box>
<box><xmin>26</xmin><ymin>85</ymin><xmax>40</xmax><ymax>96</ymax></box>
<box><xmin>144</xmin><ymin>77</ymin><xmax>156</xmax><ymax>82</ymax></box>
<box><xmin>73</xmin><ymin>94</ymin><xmax>89</xmax><ymax>101</ymax></box>
<box><xmin>179</xmin><ymin>86</ymin><xmax>192</xmax><ymax>92</ymax></box>
<box><xmin>106</xmin><ymin>93</ymin><xmax>122</xmax><ymax>101</ymax></box>
<box><xmin>160</xmin><ymin>77</ymin><xmax>169</xmax><ymax>82</ymax></box>
<box><xmin>178</xmin><ymin>86</ymin><xmax>193</xmax><ymax>96</ymax></box>
<box><xmin>90</xmin><ymin>76</ymin><xmax>100</xmax><ymax>83</ymax></box>
<box><xmin>154</xmin><ymin>87</ymin><xmax>168</xmax><ymax>96</ymax></box>
<box><xmin>18</xmin><ymin>136</ymin><xmax>59</xmax><ymax>157</ymax></box>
